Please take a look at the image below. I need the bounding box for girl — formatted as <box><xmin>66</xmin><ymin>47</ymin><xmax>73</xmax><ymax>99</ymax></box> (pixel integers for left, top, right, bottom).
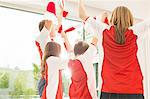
<box><xmin>79</xmin><ymin>0</ymin><xmax>150</xmax><ymax>99</ymax></box>
<box><xmin>36</xmin><ymin>18</ymin><xmax>65</xmax><ymax>99</ymax></box>
<box><xmin>35</xmin><ymin>2</ymin><xmax>71</xmax><ymax>99</ymax></box>
<box><xmin>42</xmin><ymin>42</ymin><xmax>68</xmax><ymax>99</ymax></box>
<box><xmin>62</xmin><ymin>31</ymin><xmax>98</xmax><ymax>99</ymax></box>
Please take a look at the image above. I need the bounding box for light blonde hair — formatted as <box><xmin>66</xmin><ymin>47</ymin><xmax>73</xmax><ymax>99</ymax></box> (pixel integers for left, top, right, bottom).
<box><xmin>110</xmin><ymin>6</ymin><xmax>133</xmax><ymax>44</ymax></box>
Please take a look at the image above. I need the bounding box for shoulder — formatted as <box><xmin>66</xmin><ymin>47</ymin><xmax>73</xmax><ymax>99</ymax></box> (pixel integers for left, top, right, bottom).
<box><xmin>128</xmin><ymin>27</ymin><xmax>138</xmax><ymax>36</ymax></box>
<box><xmin>68</xmin><ymin>59</ymin><xmax>82</xmax><ymax>68</ymax></box>
<box><xmin>46</xmin><ymin>56</ymin><xmax>61</xmax><ymax>63</ymax></box>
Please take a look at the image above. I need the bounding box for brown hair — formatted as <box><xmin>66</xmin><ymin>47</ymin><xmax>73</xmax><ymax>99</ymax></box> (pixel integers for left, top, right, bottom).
<box><xmin>110</xmin><ymin>6</ymin><xmax>133</xmax><ymax>44</ymax></box>
<box><xmin>39</xmin><ymin>20</ymin><xmax>45</xmax><ymax>32</ymax></box>
<box><xmin>74</xmin><ymin>41</ymin><xmax>89</xmax><ymax>56</ymax></box>
<box><xmin>41</xmin><ymin>42</ymin><xmax>61</xmax><ymax>70</ymax></box>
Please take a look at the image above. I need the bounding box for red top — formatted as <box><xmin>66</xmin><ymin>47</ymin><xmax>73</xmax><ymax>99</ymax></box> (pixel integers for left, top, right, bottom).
<box><xmin>68</xmin><ymin>60</ymin><xmax>92</xmax><ymax>99</ymax></box>
<box><xmin>101</xmin><ymin>26</ymin><xmax>144</xmax><ymax>94</ymax></box>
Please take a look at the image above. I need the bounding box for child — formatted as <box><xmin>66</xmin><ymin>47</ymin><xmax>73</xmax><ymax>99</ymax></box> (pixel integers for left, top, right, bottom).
<box><xmin>62</xmin><ymin>30</ymin><xmax>98</xmax><ymax>98</ymax></box>
<box><xmin>35</xmin><ymin>2</ymin><xmax>69</xmax><ymax>99</ymax></box>
<box><xmin>42</xmin><ymin>42</ymin><xmax>68</xmax><ymax>99</ymax></box>
<box><xmin>79</xmin><ymin>0</ymin><xmax>150</xmax><ymax>99</ymax></box>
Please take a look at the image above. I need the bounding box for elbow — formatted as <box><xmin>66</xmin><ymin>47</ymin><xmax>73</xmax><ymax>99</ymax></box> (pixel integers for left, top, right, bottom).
<box><xmin>79</xmin><ymin>13</ymin><xmax>87</xmax><ymax>21</ymax></box>
<box><xmin>79</xmin><ymin>13</ymin><xmax>84</xmax><ymax>20</ymax></box>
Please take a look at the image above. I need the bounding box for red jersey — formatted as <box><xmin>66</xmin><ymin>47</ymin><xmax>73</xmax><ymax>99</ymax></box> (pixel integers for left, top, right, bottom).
<box><xmin>101</xmin><ymin>26</ymin><xmax>143</xmax><ymax>94</ymax></box>
<box><xmin>68</xmin><ymin>60</ymin><xmax>92</xmax><ymax>99</ymax></box>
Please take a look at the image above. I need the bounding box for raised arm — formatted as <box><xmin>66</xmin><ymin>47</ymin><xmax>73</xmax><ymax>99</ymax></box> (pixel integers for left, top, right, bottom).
<box><xmin>132</xmin><ymin>18</ymin><xmax>150</xmax><ymax>39</ymax></box>
<box><xmin>91</xmin><ymin>36</ymin><xmax>98</xmax><ymax>46</ymax></box>
<box><xmin>84</xmin><ymin>17</ymin><xmax>109</xmax><ymax>40</ymax></box>
<box><xmin>57</xmin><ymin>5</ymin><xmax>63</xmax><ymax>30</ymax></box>
<box><xmin>61</xmin><ymin>31</ymin><xmax>73</xmax><ymax>52</ymax></box>
<box><xmin>79</xmin><ymin>0</ymin><xmax>88</xmax><ymax>21</ymax></box>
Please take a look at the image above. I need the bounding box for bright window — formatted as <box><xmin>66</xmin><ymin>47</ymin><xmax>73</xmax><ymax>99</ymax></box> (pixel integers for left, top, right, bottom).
<box><xmin>0</xmin><ymin>7</ymin><xmax>83</xmax><ymax>70</ymax></box>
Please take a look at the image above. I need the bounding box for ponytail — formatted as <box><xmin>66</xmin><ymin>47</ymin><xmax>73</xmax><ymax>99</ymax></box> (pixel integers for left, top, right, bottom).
<box><xmin>110</xmin><ymin>6</ymin><xmax>133</xmax><ymax>44</ymax></box>
<box><xmin>114</xmin><ymin>25</ymin><xmax>126</xmax><ymax>44</ymax></box>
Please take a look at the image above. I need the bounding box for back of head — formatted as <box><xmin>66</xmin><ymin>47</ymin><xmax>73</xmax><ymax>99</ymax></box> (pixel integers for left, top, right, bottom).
<box><xmin>39</xmin><ymin>20</ymin><xmax>45</xmax><ymax>32</ymax></box>
<box><xmin>110</xmin><ymin>6</ymin><xmax>133</xmax><ymax>44</ymax></box>
<box><xmin>44</xmin><ymin>42</ymin><xmax>61</xmax><ymax>59</ymax></box>
<box><xmin>74</xmin><ymin>41</ymin><xmax>89</xmax><ymax>56</ymax></box>
<box><xmin>41</xmin><ymin>42</ymin><xmax>61</xmax><ymax>72</ymax></box>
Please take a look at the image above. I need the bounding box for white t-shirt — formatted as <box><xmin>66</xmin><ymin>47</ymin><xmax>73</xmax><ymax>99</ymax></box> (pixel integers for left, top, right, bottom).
<box><xmin>36</xmin><ymin>26</ymin><xmax>68</xmax><ymax>59</ymax></box>
<box><xmin>46</xmin><ymin>56</ymin><xmax>68</xmax><ymax>99</ymax></box>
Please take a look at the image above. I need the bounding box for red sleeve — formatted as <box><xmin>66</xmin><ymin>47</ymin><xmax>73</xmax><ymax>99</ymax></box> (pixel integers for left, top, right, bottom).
<box><xmin>64</xmin><ymin>27</ymin><xmax>75</xmax><ymax>33</ymax></box>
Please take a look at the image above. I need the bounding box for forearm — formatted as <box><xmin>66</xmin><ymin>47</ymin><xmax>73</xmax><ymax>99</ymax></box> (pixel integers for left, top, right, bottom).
<box><xmin>63</xmin><ymin>36</ymin><xmax>73</xmax><ymax>52</ymax></box>
<box><xmin>79</xmin><ymin>0</ymin><xmax>88</xmax><ymax>21</ymax></box>
<box><xmin>57</xmin><ymin>5</ymin><xmax>63</xmax><ymax>32</ymax></box>
<box><xmin>132</xmin><ymin>18</ymin><xmax>150</xmax><ymax>38</ymax></box>
<box><xmin>91</xmin><ymin>36</ymin><xmax>98</xmax><ymax>46</ymax></box>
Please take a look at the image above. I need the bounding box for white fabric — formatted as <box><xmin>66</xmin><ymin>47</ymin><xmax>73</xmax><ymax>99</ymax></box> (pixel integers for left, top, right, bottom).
<box><xmin>85</xmin><ymin>17</ymin><xmax>150</xmax><ymax>99</ymax></box>
<box><xmin>44</xmin><ymin>11</ymin><xmax>58</xmax><ymax>25</ymax></box>
<box><xmin>132</xmin><ymin>18</ymin><xmax>150</xmax><ymax>99</ymax></box>
<box><xmin>84</xmin><ymin>17</ymin><xmax>109</xmax><ymax>91</ymax></box>
<box><xmin>77</xmin><ymin>44</ymin><xmax>98</xmax><ymax>99</ymax></box>
<box><xmin>36</xmin><ymin>26</ymin><xmax>51</xmax><ymax>53</ymax></box>
<box><xmin>46</xmin><ymin>56</ymin><xmax>68</xmax><ymax>99</ymax></box>
<box><xmin>35</xmin><ymin>26</ymin><xmax>68</xmax><ymax>59</ymax></box>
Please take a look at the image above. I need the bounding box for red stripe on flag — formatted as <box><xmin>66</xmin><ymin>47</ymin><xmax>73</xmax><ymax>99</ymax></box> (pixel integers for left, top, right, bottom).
<box><xmin>35</xmin><ymin>41</ymin><xmax>43</xmax><ymax>60</ymax></box>
<box><xmin>64</xmin><ymin>27</ymin><xmax>75</xmax><ymax>33</ymax></box>
<box><xmin>58</xmin><ymin>25</ymin><xmax>63</xmax><ymax>34</ymax></box>
<box><xmin>63</xmin><ymin>42</ymin><xmax>68</xmax><ymax>51</ymax></box>
<box><xmin>63</xmin><ymin>11</ymin><xmax>68</xmax><ymax>18</ymax></box>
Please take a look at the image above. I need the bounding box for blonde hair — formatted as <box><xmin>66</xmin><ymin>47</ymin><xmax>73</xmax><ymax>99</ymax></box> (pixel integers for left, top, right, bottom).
<box><xmin>110</xmin><ymin>6</ymin><xmax>133</xmax><ymax>44</ymax></box>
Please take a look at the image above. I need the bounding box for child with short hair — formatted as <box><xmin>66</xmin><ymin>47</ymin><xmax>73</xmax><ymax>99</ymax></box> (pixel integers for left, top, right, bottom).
<box><xmin>61</xmin><ymin>31</ymin><xmax>98</xmax><ymax>99</ymax></box>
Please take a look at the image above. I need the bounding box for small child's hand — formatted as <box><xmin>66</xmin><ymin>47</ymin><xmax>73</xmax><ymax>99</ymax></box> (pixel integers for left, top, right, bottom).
<box><xmin>92</xmin><ymin>36</ymin><xmax>98</xmax><ymax>46</ymax></box>
<box><xmin>61</xmin><ymin>31</ymin><xmax>67</xmax><ymax>38</ymax></box>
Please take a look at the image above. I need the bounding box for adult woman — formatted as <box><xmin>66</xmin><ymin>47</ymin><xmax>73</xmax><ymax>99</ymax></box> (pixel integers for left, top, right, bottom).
<box><xmin>79</xmin><ymin>0</ymin><xmax>150</xmax><ymax>99</ymax></box>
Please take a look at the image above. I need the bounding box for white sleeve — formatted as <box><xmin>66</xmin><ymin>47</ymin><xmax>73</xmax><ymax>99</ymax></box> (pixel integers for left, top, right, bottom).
<box><xmin>132</xmin><ymin>18</ymin><xmax>150</xmax><ymax>39</ymax></box>
<box><xmin>81</xmin><ymin>44</ymin><xmax>97</xmax><ymax>61</ymax></box>
<box><xmin>58</xmin><ymin>58</ymin><xmax>68</xmax><ymax>70</ymax></box>
<box><xmin>36</xmin><ymin>27</ymin><xmax>50</xmax><ymax>52</ymax></box>
<box><xmin>85</xmin><ymin>17</ymin><xmax>109</xmax><ymax>39</ymax></box>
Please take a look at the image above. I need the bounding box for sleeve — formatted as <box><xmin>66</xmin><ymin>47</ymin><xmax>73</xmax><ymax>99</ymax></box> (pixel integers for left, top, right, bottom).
<box><xmin>132</xmin><ymin>18</ymin><xmax>150</xmax><ymax>40</ymax></box>
<box><xmin>36</xmin><ymin>27</ymin><xmax>50</xmax><ymax>53</ymax></box>
<box><xmin>58</xmin><ymin>58</ymin><xmax>68</xmax><ymax>70</ymax></box>
<box><xmin>84</xmin><ymin>17</ymin><xmax>109</xmax><ymax>38</ymax></box>
<box><xmin>80</xmin><ymin>44</ymin><xmax>97</xmax><ymax>61</ymax></box>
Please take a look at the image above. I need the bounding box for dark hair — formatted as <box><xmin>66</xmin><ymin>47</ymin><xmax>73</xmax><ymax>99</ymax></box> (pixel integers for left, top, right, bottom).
<box><xmin>74</xmin><ymin>41</ymin><xmax>89</xmax><ymax>56</ymax></box>
<box><xmin>39</xmin><ymin>20</ymin><xmax>45</xmax><ymax>32</ymax></box>
<box><xmin>41</xmin><ymin>42</ymin><xmax>61</xmax><ymax>69</ymax></box>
